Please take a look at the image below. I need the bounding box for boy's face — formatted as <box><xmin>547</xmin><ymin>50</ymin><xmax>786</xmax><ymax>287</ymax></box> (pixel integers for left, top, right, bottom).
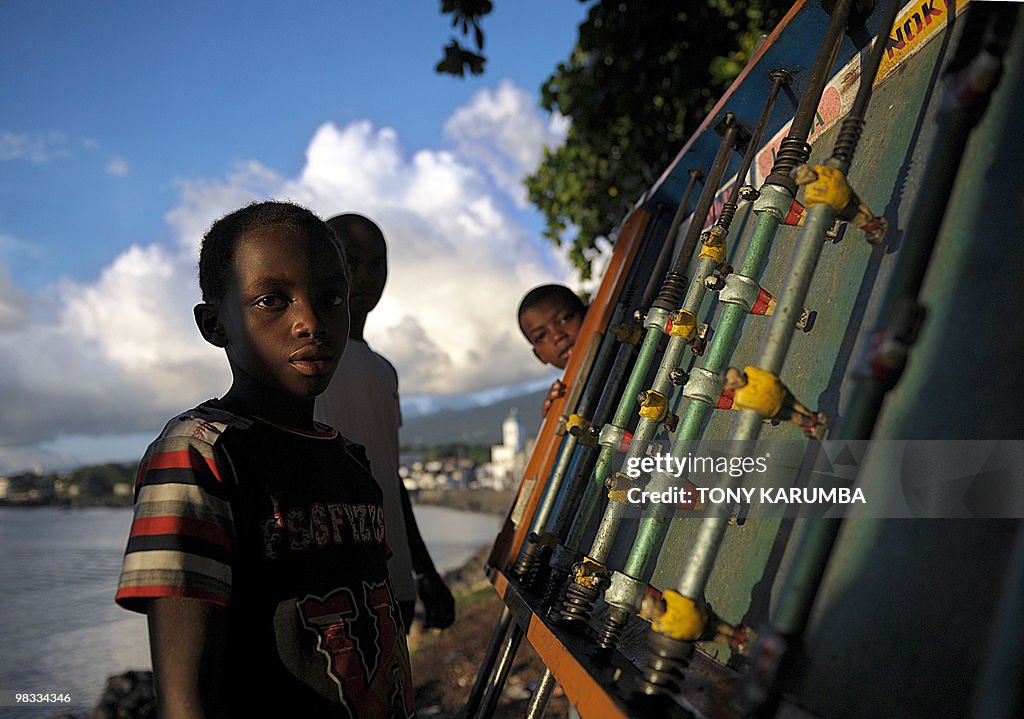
<box><xmin>519</xmin><ymin>296</ymin><xmax>583</xmax><ymax>370</ymax></box>
<box><xmin>342</xmin><ymin>223</ymin><xmax>388</xmax><ymax>319</ymax></box>
<box><xmin>205</xmin><ymin>225</ymin><xmax>350</xmax><ymax>401</ymax></box>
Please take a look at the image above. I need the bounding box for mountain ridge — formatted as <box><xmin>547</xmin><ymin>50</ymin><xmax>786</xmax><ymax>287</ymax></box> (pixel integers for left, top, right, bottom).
<box><xmin>401</xmin><ymin>388</ymin><xmax>547</xmax><ymax>447</ymax></box>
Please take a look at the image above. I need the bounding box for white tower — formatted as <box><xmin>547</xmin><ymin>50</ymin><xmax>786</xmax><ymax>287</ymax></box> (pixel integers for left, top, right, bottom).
<box><xmin>503</xmin><ymin>407</ymin><xmax>524</xmax><ymax>452</ymax></box>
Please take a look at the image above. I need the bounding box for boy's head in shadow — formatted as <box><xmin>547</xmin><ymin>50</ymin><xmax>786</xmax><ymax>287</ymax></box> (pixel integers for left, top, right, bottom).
<box><xmin>325</xmin><ymin>213</ymin><xmax>387</xmax><ymax>341</ymax></box>
<box><xmin>517</xmin><ymin>284</ymin><xmax>585</xmax><ymax>370</ymax></box>
<box><xmin>193</xmin><ymin>201</ymin><xmax>351</xmax><ymax>415</ymax></box>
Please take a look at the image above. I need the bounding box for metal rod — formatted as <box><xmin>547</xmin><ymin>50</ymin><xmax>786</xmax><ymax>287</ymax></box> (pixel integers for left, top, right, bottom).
<box><xmin>765</xmin><ymin>0</ymin><xmax>856</xmax><ymax>192</ymax></box>
<box><xmin>830</xmin><ymin>0</ymin><xmax>902</xmax><ymax>170</ymax></box>
<box><xmin>640</xmin><ymin>169</ymin><xmax>704</xmax><ymax>310</ymax></box>
<box><xmin>528</xmin><ymin>435</ymin><xmax>579</xmax><ymax>541</ymax></box>
<box><xmin>584</xmin><ymin>117</ymin><xmax>746</xmax><ymax>566</ymax></box>
<box><xmin>741</xmin><ymin>5</ymin><xmax>1018</xmax><ymax>712</ymax></box>
<box><xmin>665</xmin><ymin>113</ymin><xmax>745</xmax><ymax>288</ymax></box>
<box><xmin>612</xmin><ymin>70</ymin><xmax>791</xmax><ymax>607</ymax></box>
<box><xmin>719</xmin><ymin>69</ymin><xmax>790</xmax><ymax>224</ymax></box>
<box><xmin>513</xmin><ymin>205</ymin><xmax>669</xmax><ymax>581</ymax></box>
<box><xmin>544</xmin><ymin>338</ymin><xmax>636</xmax><ymax>542</ymax></box>
<box><xmin>464</xmin><ymin>605</ymin><xmax>513</xmax><ymax>717</ymax></box>
<box><xmin>761</xmin><ymin>208</ymin><xmax>832</xmax><ymax>374</ymax></box>
<box><xmin>755</xmin><ymin>0</ymin><xmax>911</xmax><ymax>635</ymax></box>
<box><xmin>476</xmin><ymin>624</ymin><xmax>524</xmax><ymax>719</ymax></box>
<box><xmin>524</xmin><ymin>668</ymin><xmax>558</xmax><ymax>719</ymax></box>
<box><xmin>842</xmin><ymin>2</ymin><xmax>1015</xmax><ymax>435</ymax></box>
<box><xmin>665</xmin><ymin>0</ymin><xmax>858</xmax><ymax>619</ymax></box>
<box><xmin>562</xmin><ymin>325</ymin><xmax>663</xmax><ymax>556</ymax></box>
<box><xmin>675</xmin><ymin>187</ymin><xmax>836</xmax><ymax>602</ymax></box>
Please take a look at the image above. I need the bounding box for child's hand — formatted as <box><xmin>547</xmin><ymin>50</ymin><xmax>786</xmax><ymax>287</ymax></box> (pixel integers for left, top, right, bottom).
<box><xmin>542</xmin><ymin>379</ymin><xmax>567</xmax><ymax>417</ymax></box>
<box><xmin>416</xmin><ymin>570</ymin><xmax>455</xmax><ymax>629</ymax></box>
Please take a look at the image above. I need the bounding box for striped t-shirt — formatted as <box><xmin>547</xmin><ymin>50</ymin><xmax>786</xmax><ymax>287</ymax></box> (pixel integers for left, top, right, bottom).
<box><xmin>116</xmin><ymin>402</ymin><xmax>414</xmax><ymax>718</ymax></box>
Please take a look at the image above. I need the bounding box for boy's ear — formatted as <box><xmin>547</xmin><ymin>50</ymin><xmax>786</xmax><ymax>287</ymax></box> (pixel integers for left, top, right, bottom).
<box><xmin>194</xmin><ymin>303</ymin><xmax>227</xmax><ymax>347</ymax></box>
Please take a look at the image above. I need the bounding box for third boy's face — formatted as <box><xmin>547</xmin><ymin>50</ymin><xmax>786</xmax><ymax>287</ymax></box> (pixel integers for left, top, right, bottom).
<box><xmin>520</xmin><ymin>297</ymin><xmax>583</xmax><ymax>370</ymax></box>
<box><xmin>218</xmin><ymin>226</ymin><xmax>350</xmax><ymax>400</ymax></box>
<box><xmin>343</xmin><ymin>224</ymin><xmax>388</xmax><ymax>318</ymax></box>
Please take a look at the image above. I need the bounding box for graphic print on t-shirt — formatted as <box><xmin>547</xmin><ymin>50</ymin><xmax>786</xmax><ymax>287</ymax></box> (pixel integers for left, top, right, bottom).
<box><xmin>297</xmin><ymin>581</ymin><xmax>414</xmax><ymax>717</ymax></box>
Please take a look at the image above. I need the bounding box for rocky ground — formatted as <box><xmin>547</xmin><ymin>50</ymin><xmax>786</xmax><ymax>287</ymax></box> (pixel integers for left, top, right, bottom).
<box><xmin>408</xmin><ymin>545</ymin><xmax>570</xmax><ymax>718</ymax></box>
<box><xmin>408</xmin><ymin>489</ymin><xmax>570</xmax><ymax>716</ymax></box>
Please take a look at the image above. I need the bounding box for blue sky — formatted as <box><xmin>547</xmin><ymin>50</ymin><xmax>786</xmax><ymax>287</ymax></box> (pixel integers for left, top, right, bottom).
<box><xmin>0</xmin><ymin>1</ymin><xmax>592</xmax><ymax>472</ymax></box>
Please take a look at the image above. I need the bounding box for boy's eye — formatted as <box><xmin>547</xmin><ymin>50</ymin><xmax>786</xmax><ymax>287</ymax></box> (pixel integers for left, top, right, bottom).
<box><xmin>328</xmin><ymin>293</ymin><xmax>347</xmax><ymax>307</ymax></box>
<box><xmin>254</xmin><ymin>295</ymin><xmax>288</xmax><ymax>309</ymax></box>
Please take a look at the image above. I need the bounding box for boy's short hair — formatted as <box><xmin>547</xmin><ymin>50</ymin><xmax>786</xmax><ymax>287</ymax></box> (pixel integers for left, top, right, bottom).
<box><xmin>516</xmin><ymin>284</ymin><xmax>586</xmax><ymax>336</ymax></box>
<box><xmin>326</xmin><ymin>213</ymin><xmax>385</xmax><ymax>244</ymax></box>
<box><xmin>198</xmin><ymin>201</ymin><xmax>347</xmax><ymax>302</ymax></box>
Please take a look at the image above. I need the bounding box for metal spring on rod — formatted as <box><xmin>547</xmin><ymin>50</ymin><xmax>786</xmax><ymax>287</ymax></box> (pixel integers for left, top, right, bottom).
<box><xmin>637</xmin><ymin>632</ymin><xmax>692</xmax><ymax>696</ymax></box>
<box><xmin>715</xmin><ymin>200</ymin><xmax>738</xmax><ymax>230</ymax></box>
<box><xmin>522</xmin><ymin>546</ymin><xmax>553</xmax><ymax>592</ymax></box>
<box><xmin>511</xmin><ymin>546</ymin><xmax>535</xmax><ymax>581</ymax></box>
<box><xmin>831</xmin><ymin>115</ymin><xmax>864</xmax><ymax>166</ymax></box>
<box><xmin>542</xmin><ymin>568</ymin><xmax>570</xmax><ymax>611</ymax></box>
<box><xmin>652</xmin><ymin>271</ymin><xmax>688</xmax><ymax>311</ymax></box>
<box><xmin>770</xmin><ymin>136</ymin><xmax>812</xmax><ymax>179</ymax></box>
<box><xmin>596</xmin><ymin>607</ymin><xmax>629</xmax><ymax>655</ymax></box>
<box><xmin>560</xmin><ymin>580</ymin><xmax>600</xmax><ymax>626</ymax></box>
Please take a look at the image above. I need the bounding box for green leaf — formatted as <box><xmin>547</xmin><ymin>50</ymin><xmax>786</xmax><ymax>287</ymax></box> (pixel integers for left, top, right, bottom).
<box><xmin>436</xmin><ymin>40</ymin><xmax>467</xmax><ymax>77</ymax></box>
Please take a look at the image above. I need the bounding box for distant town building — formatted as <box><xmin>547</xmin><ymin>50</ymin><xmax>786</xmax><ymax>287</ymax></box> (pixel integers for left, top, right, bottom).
<box><xmin>503</xmin><ymin>408</ymin><xmax>524</xmax><ymax>453</ymax></box>
<box><xmin>397</xmin><ymin>407</ymin><xmax>533</xmax><ymax>492</ymax></box>
<box><xmin>486</xmin><ymin>408</ymin><xmax>529</xmax><ymax>491</ymax></box>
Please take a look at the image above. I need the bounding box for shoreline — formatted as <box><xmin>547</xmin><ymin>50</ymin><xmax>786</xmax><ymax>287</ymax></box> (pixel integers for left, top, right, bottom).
<box><xmin>411</xmin><ymin>487</ymin><xmax>515</xmax><ymax>516</ymax></box>
<box><xmin>411</xmin><ymin>489</ymin><xmax>511</xmax><ymax>600</ymax></box>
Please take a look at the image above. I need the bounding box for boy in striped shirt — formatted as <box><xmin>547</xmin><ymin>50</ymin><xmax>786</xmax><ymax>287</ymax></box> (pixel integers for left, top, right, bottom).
<box><xmin>116</xmin><ymin>201</ymin><xmax>414</xmax><ymax>718</ymax></box>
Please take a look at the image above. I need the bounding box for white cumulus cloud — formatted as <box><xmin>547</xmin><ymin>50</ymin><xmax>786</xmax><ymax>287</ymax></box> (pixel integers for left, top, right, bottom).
<box><xmin>0</xmin><ymin>263</ymin><xmax>37</xmax><ymax>330</ymax></box>
<box><xmin>0</xmin><ymin>82</ymin><xmax>577</xmax><ymax>471</ymax></box>
<box><xmin>444</xmin><ymin>79</ymin><xmax>568</xmax><ymax>207</ymax></box>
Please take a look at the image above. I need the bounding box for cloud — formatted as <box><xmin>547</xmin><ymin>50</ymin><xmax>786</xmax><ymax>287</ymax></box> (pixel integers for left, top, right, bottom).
<box><xmin>444</xmin><ymin>80</ymin><xmax>568</xmax><ymax>207</ymax></box>
<box><xmin>0</xmin><ymin>82</ymin><xmax>577</xmax><ymax>471</ymax></box>
<box><xmin>0</xmin><ymin>131</ymin><xmax>127</xmax><ymax>170</ymax></box>
<box><xmin>0</xmin><ymin>263</ymin><xmax>37</xmax><ymax>330</ymax></box>
<box><xmin>0</xmin><ymin>245</ymin><xmax>226</xmax><ymax>449</ymax></box>
<box><xmin>0</xmin><ymin>130</ymin><xmax>70</xmax><ymax>163</ymax></box>
<box><xmin>0</xmin><ymin>232</ymin><xmax>44</xmax><ymax>262</ymax></box>
<box><xmin>106</xmin><ymin>156</ymin><xmax>130</xmax><ymax>176</ymax></box>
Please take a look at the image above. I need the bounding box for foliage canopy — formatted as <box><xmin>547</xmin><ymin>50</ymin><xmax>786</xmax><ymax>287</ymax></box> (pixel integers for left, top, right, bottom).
<box><xmin>438</xmin><ymin>0</ymin><xmax>793</xmax><ymax>278</ymax></box>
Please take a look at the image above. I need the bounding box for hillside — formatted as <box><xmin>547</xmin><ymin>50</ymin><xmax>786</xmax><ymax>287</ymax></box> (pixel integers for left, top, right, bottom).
<box><xmin>401</xmin><ymin>388</ymin><xmax>547</xmax><ymax>447</ymax></box>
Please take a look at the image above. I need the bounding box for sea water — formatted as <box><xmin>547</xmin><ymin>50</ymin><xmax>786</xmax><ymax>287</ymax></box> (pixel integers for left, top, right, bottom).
<box><xmin>0</xmin><ymin>505</ymin><xmax>500</xmax><ymax>718</ymax></box>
